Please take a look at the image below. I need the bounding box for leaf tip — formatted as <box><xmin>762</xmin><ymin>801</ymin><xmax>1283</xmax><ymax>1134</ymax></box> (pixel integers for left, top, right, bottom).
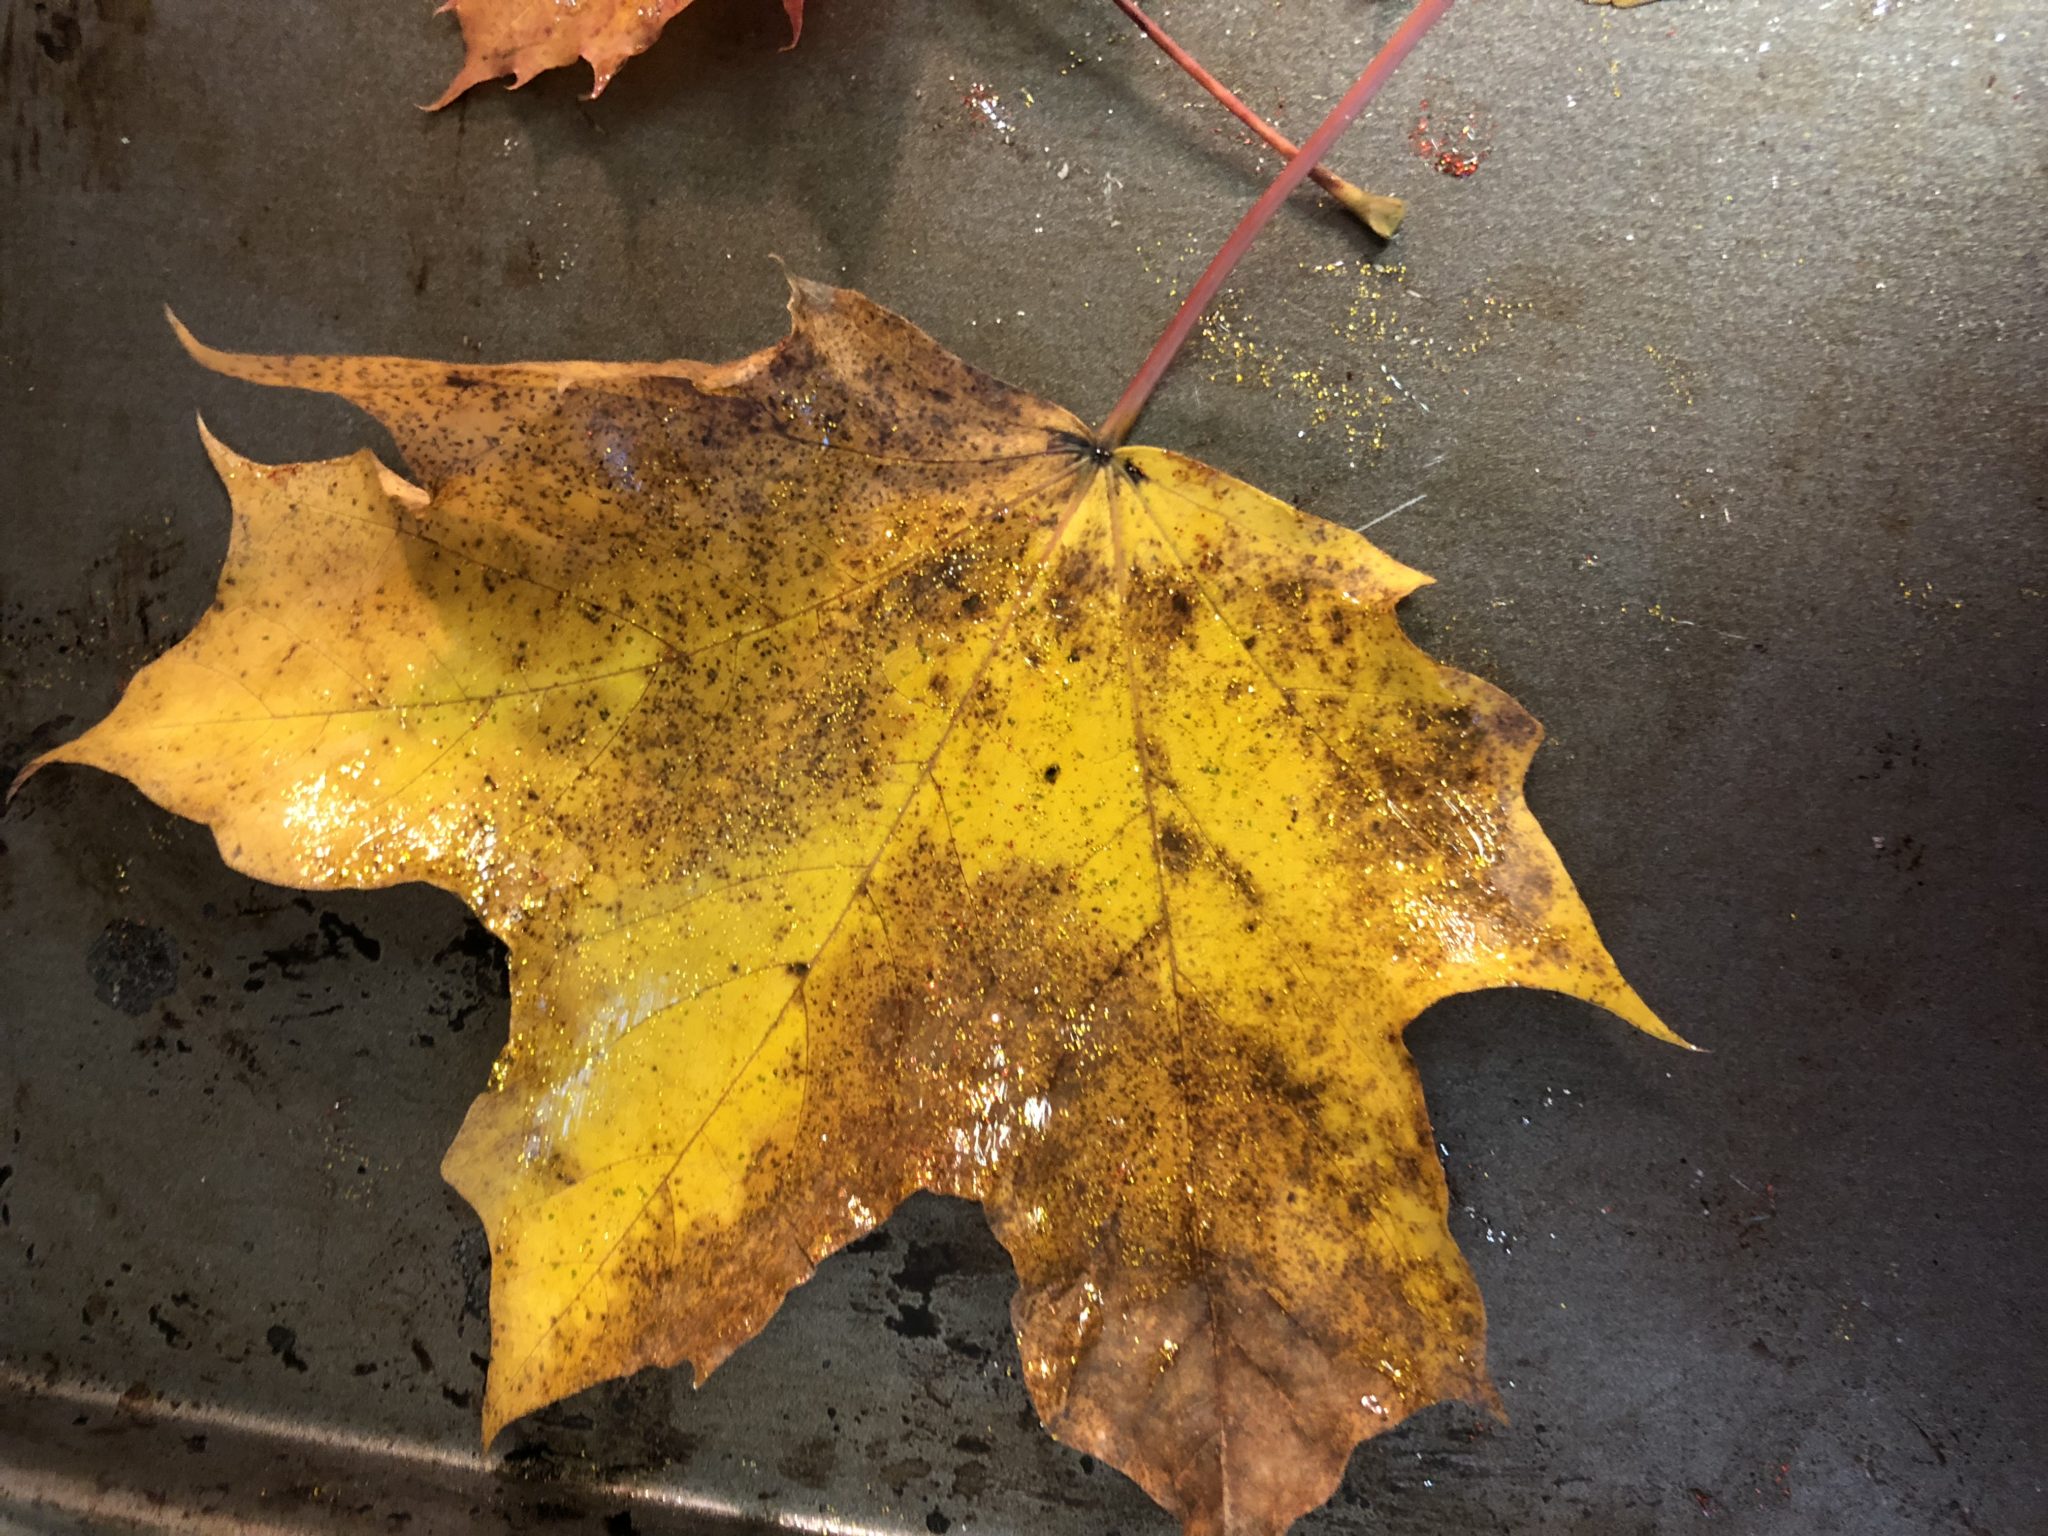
<box><xmin>192</xmin><ymin>413</ymin><xmax>251</xmax><ymax>483</ymax></box>
<box><xmin>475</xmin><ymin>1353</ymin><xmax>529</xmax><ymax>1452</ymax></box>
<box><xmin>5</xmin><ymin>753</ymin><xmax>50</xmax><ymax>808</ymax></box>
<box><xmin>426</xmin><ymin>56</ymin><xmax>490</xmax><ymax>112</ymax></box>
<box><xmin>165</xmin><ymin>306</ymin><xmax>203</xmax><ymax>360</ymax></box>
<box><xmin>775</xmin><ymin>262</ymin><xmax>845</xmax><ymax>329</ymax></box>
<box><xmin>1609</xmin><ymin>984</ymin><xmax>1696</xmax><ymax>1053</ymax></box>
<box><xmin>6</xmin><ymin>737</ymin><xmax>95</xmax><ymax>808</ymax></box>
<box><xmin>1479</xmin><ymin>1378</ymin><xmax>1510</xmax><ymax>1426</ymax></box>
<box><xmin>767</xmin><ymin>254</ymin><xmax>819</xmax><ymax>293</ymax></box>
<box><xmin>166</xmin><ymin>311</ymin><xmax>246</xmax><ymax>383</ymax></box>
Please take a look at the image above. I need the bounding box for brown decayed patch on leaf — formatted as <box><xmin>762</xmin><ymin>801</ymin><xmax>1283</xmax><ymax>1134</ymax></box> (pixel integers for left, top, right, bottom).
<box><xmin>21</xmin><ymin>279</ymin><xmax>1684</xmax><ymax>1536</ymax></box>
<box><xmin>428</xmin><ymin>0</ymin><xmax>804</xmax><ymax>108</ymax></box>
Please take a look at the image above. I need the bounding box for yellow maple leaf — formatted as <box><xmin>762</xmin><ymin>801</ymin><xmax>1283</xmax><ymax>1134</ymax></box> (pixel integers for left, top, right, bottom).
<box><xmin>20</xmin><ymin>279</ymin><xmax>1684</xmax><ymax>1536</ymax></box>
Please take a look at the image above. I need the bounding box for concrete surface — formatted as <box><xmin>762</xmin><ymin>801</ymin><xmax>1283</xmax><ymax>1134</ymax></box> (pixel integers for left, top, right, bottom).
<box><xmin>2</xmin><ymin>0</ymin><xmax>2043</xmax><ymax>1531</ymax></box>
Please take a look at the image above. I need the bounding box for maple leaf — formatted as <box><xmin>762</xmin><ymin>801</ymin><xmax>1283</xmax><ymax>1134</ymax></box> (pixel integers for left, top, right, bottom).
<box><xmin>427</xmin><ymin>0</ymin><xmax>803</xmax><ymax>108</ymax></box>
<box><xmin>21</xmin><ymin>279</ymin><xmax>1683</xmax><ymax>1535</ymax></box>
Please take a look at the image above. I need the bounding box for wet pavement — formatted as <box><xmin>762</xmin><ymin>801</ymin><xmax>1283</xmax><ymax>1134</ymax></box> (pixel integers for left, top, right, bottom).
<box><xmin>2</xmin><ymin>0</ymin><xmax>2043</xmax><ymax>1530</ymax></box>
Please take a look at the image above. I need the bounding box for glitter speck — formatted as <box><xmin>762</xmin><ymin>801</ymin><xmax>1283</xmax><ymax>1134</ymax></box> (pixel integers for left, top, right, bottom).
<box><xmin>1409</xmin><ymin>98</ymin><xmax>1492</xmax><ymax>179</ymax></box>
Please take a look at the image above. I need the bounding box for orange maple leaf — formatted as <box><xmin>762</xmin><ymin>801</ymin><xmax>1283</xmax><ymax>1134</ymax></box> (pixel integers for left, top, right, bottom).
<box><xmin>429</xmin><ymin>0</ymin><xmax>804</xmax><ymax>108</ymax></box>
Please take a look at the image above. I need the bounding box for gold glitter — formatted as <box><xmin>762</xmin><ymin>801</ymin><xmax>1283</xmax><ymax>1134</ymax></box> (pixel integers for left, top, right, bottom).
<box><xmin>1191</xmin><ymin>259</ymin><xmax>1533</xmax><ymax>454</ymax></box>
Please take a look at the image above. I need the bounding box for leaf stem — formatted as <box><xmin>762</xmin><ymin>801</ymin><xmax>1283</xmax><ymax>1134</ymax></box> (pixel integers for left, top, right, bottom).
<box><xmin>1096</xmin><ymin>0</ymin><xmax>1456</xmax><ymax>449</ymax></box>
<box><xmin>1110</xmin><ymin>0</ymin><xmax>1404</xmax><ymax>240</ymax></box>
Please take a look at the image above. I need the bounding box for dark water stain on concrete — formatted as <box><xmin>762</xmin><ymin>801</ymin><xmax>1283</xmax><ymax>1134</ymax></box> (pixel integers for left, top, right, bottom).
<box><xmin>777</xmin><ymin>1432</ymin><xmax>838</xmax><ymax>1489</ymax></box>
<box><xmin>86</xmin><ymin>917</ymin><xmax>179</xmax><ymax>1014</ymax></box>
<box><xmin>264</xmin><ymin>1322</ymin><xmax>308</xmax><ymax>1372</ymax></box>
<box><xmin>4</xmin><ymin>0</ymin><xmax>154</xmax><ymax>187</ymax></box>
<box><xmin>430</xmin><ymin>916</ymin><xmax>509</xmax><ymax>1035</ymax></box>
<box><xmin>242</xmin><ymin>903</ymin><xmax>384</xmax><ymax>994</ymax></box>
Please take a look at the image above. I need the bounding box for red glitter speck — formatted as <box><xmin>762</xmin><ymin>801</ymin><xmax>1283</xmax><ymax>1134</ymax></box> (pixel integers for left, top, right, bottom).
<box><xmin>1410</xmin><ymin>98</ymin><xmax>1492</xmax><ymax>178</ymax></box>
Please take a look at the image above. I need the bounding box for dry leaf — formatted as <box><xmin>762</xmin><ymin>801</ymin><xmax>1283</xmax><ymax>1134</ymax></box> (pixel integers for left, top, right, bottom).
<box><xmin>23</xmin><ymin>279</ymin><xmax>1683</xmax><ymax>1535</ymax></box>
<box><xmin>428</xmin><ymin>0</ymin><xmax>803</xmax><ymax>108</ymax></box>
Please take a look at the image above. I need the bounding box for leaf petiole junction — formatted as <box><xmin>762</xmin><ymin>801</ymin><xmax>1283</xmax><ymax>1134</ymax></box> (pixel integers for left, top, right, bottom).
<box><xmin>1097</xmin><ymin>0</ymin><xmax>1458</xmax><ymax>449</ymax></box>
